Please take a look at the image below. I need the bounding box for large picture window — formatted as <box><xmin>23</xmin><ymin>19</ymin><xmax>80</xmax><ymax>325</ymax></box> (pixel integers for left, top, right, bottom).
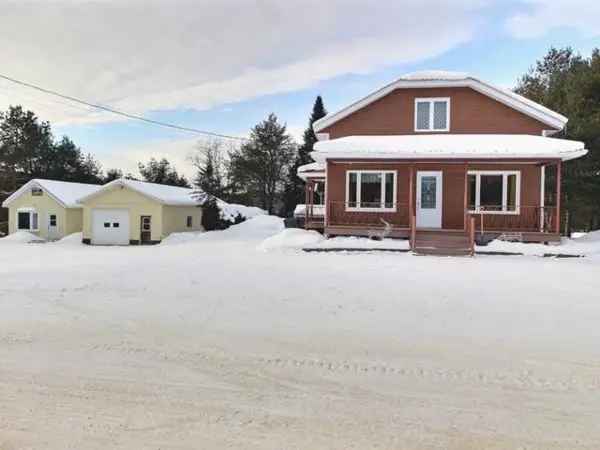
<box><xmin>345</xmin><ymin>170</ymin><xmax>397</xmax><ymax>211</ymax></box>
<box><xmin>415</xmin><ymin>98</ymin><xmax>450</xmax><ymax>132</ymax></box>
<box><xmin>468</xmin><ymin>171</ymin><xmax>520</xmax><ymax>214</ymax></box>
<box><xmin>17</xmin><ymin>209</ymin><xmax>39</xmax><ymax>231</ymax></box>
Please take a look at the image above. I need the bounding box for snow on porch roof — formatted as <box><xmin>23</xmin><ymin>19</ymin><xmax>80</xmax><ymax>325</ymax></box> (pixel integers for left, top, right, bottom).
<box><xmin>313</xmin><ymin>71</ymin><xmax>568</xmax><ymax>132</ymax></box>
<box><xmin>311</xmin><ymin>135</ymin><xmax>588</xmax><ymax>162</ymax></box>
<box><xmin>297</xmin><ymin>162</ymin><xmax>325</xmax><ymax>180</ymax></box>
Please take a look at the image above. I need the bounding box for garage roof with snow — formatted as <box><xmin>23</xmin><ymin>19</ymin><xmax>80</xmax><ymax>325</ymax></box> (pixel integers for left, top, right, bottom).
<box><xmin>311</xmin><ymin>134</ymin><xmax>588</xmax><ymax>162</ymax></box>
<box><xmin>77</xmin><ymin>178</ymin><xmax>201</xmax><ymax>206</ymax></box>
<box><xmin>1</xmin><ymin>179</ymin><xmax>102</xmax><ymax>208</ymax></box>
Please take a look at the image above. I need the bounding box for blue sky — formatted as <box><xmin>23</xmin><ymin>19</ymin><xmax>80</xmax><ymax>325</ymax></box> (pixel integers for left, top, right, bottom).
<box><xmin>1</xmin><ymin>0</ymin><xmax>599</xmax><ymax>178</ymax></box>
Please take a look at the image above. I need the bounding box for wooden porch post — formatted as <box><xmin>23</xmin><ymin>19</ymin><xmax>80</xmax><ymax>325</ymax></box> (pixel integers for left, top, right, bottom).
<box><xmin>556</xmin><ymin>159</ymin><xmax>562</xmax><ymax>234</ymax></box>
<box><xmin>304</xmin><ymin>180</ymin><xmax>310</xmax><ymax>229</ymax></box>
<box><xmin>463</xmin><ymin>163</ymin><xmax>468</xmax><ymax>231</ymax></box>
<box><xmin>409</xmin><ymin>165</ymin><xmax>415</xmax><ymax>248</ymax></box>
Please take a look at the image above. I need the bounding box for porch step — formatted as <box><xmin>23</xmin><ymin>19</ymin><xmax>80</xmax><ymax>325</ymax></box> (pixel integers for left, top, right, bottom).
<box><xmin>413</xmin><ymin>230</ymin><xmax>473</xmax><ymax>256</ymax></box>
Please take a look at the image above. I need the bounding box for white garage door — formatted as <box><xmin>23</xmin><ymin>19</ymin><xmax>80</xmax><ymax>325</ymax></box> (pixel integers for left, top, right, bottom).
<box><xmin>91</xmin><ymin>209</ymin><xmax>130</xmax><ymax>245</ymax></box>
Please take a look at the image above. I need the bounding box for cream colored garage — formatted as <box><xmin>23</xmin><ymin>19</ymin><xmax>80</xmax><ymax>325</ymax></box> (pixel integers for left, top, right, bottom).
<box><xmin>78</xmin><ymin>179</ymin><xmax>203</xmax><ymax>245</ymax></box>
<box><xmin>1</xmin><ymin>179</ymin><xmax>101</xmax><ymax>240</ymax></box>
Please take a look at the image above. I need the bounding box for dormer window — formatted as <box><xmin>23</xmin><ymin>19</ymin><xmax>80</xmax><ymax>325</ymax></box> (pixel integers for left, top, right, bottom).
<box><xmin>414</xmin><ymin>97</ymin><xmax>450</xmax><ymax>132</ymax></box>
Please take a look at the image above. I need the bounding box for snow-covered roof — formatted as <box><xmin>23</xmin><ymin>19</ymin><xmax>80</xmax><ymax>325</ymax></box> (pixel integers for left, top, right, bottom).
<box><xmin>77</xmin><ymin>178</ymin><xmax>200</xmax><ymax>206</ymax></box>
<box><xmin>297</xmin><ymin>162</ymin><xmax>325</xmax><ymax>180</ymax></box>
<box><xmin>1</xmin><ymin>179</ymin><xmax>101</xmax><ymax>208</ymax></box>
<box><xmin>313</xmin><ymin>71</ymin><xmax>567</xmax><ymax>133</ymax></box>
<box><xmin>311</xmin><ymin>135</ymin><xmax>588</xmax><ymax>162</ymax></box>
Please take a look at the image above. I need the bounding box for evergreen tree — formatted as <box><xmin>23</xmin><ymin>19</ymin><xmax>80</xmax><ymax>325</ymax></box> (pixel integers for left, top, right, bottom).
<box><xmin>191</xmin><ymin>139</ymin><xmax>225</xmax><ymax>198</ymax></box>
<box><xmin>104</xmin><ymin>168</ymin><xmax>124</xmax><ymax>182</ymax></box>
<box><xmin>282</xmin><ymin>96</ymin><xmax>327</xmax><ymax>216</ymax></box>
<box><xmin>516</xmin><ymin>47</ymin><xmax>600</xmax><ymax>231</ymax></box>
<box><xmin>228</xmin><ymin>113</ymin><xmax>295</xmax><ymax>214</ymax></box>
<box><xmin>138</xmin><ymin>157</ymin><xmax>190</xmax><ymax>187</ymax></box>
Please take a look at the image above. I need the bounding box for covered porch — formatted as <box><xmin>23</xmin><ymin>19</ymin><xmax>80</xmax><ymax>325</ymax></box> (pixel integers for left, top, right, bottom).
<box><xmin>300</xmin><ymin>134</ymin><xmax>588</xmax><ymax>253</ymax></box>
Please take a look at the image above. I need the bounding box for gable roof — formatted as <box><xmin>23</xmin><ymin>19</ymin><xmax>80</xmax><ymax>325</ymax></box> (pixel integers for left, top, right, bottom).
<box><xmin>1</xmin><ymin>179</ymin><xmax>101</xmax><ymax>208</ymax></box>
<box><xmin>311</xmin><ymin>134</ymin><xmax>587</xmax><ymax>162</ymax></box>
<box><xmin>313</xmin><ymin>71</ymin><xmax>567</xmax><ymax>133</ymax></box>
<box><xmin>77</xmin><ymin>178</ymin><xmax>200</xmax><ymax>206</ymax></box>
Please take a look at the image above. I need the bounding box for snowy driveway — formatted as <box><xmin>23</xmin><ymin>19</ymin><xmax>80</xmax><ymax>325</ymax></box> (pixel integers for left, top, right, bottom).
<box><xmin>1</xmin><ymin>217</ymin><xmax>600</xmax><ymax>449</ymax></box>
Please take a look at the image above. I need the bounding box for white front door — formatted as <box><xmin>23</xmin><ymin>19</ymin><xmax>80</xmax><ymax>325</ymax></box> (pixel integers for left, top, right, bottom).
<box><xmin>91</xmin><ymin>209</ymin><xmax>130</xmax><ymax>245</ymax></box>
<box><xmin>48</xmin><ymin>213</ymin><xmax>60</xmax><ymax>240</ymax></box>
<box><xmin>416</xmin><ymin>171</ymin><xmax>443</xmax><ymax>228</ymax></box>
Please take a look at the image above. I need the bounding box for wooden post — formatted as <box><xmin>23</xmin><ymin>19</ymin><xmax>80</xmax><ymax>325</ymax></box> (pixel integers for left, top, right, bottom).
<box><xmin>556</xmin><ymin>160</ymin><xmax>562</xmax><ymax>234</ymax></box>
<box><xmin>409</xmin><ymin>165</ymin><xmax>415</xmax><ymax>249</ymax></box>
<box><xmin>304</xmin><ymin>180</ymin><xmax>310</xmax><ymax>229</ymax></box>
<box><xmin>463</xmin><ymin>163</ymin><xmax>468</xmax><ymax>231</ymax></box>
<box><xmin>469</xmin><ymin>217</ymin><xmax>476</xmax><ymax>256</ymax></box>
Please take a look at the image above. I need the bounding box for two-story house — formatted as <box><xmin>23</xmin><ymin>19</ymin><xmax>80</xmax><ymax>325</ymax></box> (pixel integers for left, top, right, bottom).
<box><xmin>298</xmin><ymin>71</ymin><xmax>588</xmax><ymax>255</ymax></box>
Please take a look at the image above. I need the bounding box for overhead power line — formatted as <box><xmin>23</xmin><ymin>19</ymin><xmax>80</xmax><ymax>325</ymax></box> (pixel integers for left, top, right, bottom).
<box><xmin>0</xmin><ymin>73</ymin><xmax>246</xmax><ymax>141</ymax></box>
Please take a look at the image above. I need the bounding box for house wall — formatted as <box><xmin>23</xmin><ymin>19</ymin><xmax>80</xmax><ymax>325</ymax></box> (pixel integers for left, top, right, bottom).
<box><xmin>161</xmin><ymin>205</ymin><xmax>203</xmax><ymax>237</ymax></box>
<box><xmin>6</xmin><ymin>189</ymin><xmax>73</xmax><ymax>239</ymax></box>
<box><xmin>326</xmin><ymin>160</ymin><xmax>543</xmax><ymax>230</ymax></box>
<box><xmin>320</xmin><ymin>87</ymin><xmax>551</xmax><ymax>138</ymax></box>
<box><xmin>81</xmin><ymin>186</ymin><xmax>164</xmax><ymax>243</ymax></box>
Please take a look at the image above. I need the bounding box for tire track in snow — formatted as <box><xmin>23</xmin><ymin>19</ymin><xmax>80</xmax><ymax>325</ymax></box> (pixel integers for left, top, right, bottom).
<box><xmin>89</xmin><ymin>341</ymin><xmax>600</xmax><ymax>394</ymax></box>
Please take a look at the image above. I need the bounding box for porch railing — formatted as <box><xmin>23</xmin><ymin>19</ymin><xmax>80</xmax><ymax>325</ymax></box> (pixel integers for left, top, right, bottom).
<box><xmin>466</xmin><ymin>205</ymin><xmax>558</xmax><ymax>233</ymax></box>
<box><xmin>327</xmin><ymin>201</ymin><xmax>410</xmax><ymax>229</ymax></box>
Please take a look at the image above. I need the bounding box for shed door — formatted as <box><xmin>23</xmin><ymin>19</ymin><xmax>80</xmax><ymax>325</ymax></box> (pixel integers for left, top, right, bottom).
<box><xmin>91</xmin><ymin>209</ymin><xmax>130</xmax><ymax>245</ymax></box>
<box><xmin>416</xmin><ymin>171</ymin><xmax>443</xmax><ymax>228</ymax></box>
<box><xmin>48</xmin><ymin>213</ymin><xmax>60</xmax><ymax>240</ymax></box>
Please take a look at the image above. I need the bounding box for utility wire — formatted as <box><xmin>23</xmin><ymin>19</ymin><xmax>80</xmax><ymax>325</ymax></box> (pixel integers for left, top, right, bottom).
<box><xmin>0</xmin><ymin>73</ymin><xmax>246</xmax><ymax>141</ymax></box>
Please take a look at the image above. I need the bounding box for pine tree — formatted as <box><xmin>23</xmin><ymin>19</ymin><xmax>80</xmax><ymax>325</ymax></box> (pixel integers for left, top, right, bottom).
<box><xmin>516</xmin><ymin>47</ymin><xmax>600</xmax><ymax>231</ymax></box>
<box><xmin>191</xmin><ymin>139</ymin><xmax>225</xmax><ymax>198</ymax></box>
<box><xmin>138</xmin><ymin>157</ymin><xmax>190</xmax><ymax>187</ymax></box>
<box><xmin>228</xmin><ymin>113</ymin><xmax>295</xmax><ymax>214</ymax></box>
<box><xmin>282</xmin><ymin>96</ymin><xmax>327</xmax><ymax>216</ymax></box>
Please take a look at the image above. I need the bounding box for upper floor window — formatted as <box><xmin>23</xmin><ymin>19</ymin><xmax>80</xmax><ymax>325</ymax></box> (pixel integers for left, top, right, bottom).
<box><xmin>31</xmin><ymin>187</ymin><xmax>43</xmax><ymax>196</ymax></box>
<box><xmin>414</xmin><ymin>98</ymin><xmax>450</xmax><ymax>132</ymax></box>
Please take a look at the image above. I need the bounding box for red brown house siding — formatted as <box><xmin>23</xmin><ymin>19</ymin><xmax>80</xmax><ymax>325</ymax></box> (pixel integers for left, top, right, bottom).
<box><xmin>320</xmin><ymin>87</ymin><xmax>554</xmax><ymax>139</ymax></box>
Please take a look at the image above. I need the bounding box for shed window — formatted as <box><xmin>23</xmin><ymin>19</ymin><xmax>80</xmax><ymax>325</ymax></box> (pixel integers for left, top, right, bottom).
<box><xmin>468</xmin><ymin>171</ymin><xmax>521</xmax><ymax>214</ymax></box>
<box><xmin>49</xmin><ymin>214</ymin><xmax>57</xmax><ymax>227</ymax></box>
<box><xmin>17</xmin><ymin>210</ymin><xmax>38</xmax><ymax>231</ymax></box>
<box><xmin>415</xmin><ymin>98</ymin><xmax>450</xmax><ymax>131</ymax></box>
<box><xmin>186</xmin><ymin>216</ymin><xmax>193</xmax><ymax>227</ymax></box>
<box><xmin>31</xmin><ymin>187</ymin><xmax>43</xmax><ymax>196</ymax></box>
<box><xmin>345</xmin><ymin>170</ymin><xmax>397</xmax><ymax>211</ymax></box>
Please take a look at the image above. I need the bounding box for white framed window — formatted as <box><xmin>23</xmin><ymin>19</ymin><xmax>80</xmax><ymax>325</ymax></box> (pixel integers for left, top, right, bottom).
<box><xmin>468</xmin><ymin>170</ymin><xmax>521</xmax><ymax>214</ymax></box>
<box><xmin>49</xmin><ymin>214</ymin><xmax>57</xmax><ymax>227</ymax></box>
<box><xmin>186</xmin><ymin>216</ymin><xmax>193</xmax><ymax>227</ymax></box>
<box><xmin>414</xmin><ymin>97</ymin><xmax>450</xmax><ymax>132</ymax></box>
<box><xmin>17</xmin><ymin>208</ymin><xmax>39</xmax><ymax>231</ymax></box>
<box><xmin>345</xmin><ymin>170</ymin><xmax>397</xmax><ymax>211</ymax></box>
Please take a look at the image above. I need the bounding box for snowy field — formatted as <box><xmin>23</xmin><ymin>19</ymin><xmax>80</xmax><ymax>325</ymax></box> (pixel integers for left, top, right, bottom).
<box><xmin>1</xmin><ymin>217</ymin><xmax>600</xmax><ymax>449</ymax></box>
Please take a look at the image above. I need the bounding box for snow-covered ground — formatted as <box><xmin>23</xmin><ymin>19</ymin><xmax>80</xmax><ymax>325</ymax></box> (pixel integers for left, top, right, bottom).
<box><xmin>1</xmin><ymin>217</ymin><xmax>600</xmax><ymax>449</ymax></box>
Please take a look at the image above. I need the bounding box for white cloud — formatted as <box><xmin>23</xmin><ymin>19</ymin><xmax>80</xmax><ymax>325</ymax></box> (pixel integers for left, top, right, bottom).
<box><xmin>0</xmin><ymin>0</ymin><xmax>487</xmax><ymax>126</ymax></box>
<box><xmin>506</xmin><ymin>0</ymin><xmax>600</xmax><ymax>39</ymax></box>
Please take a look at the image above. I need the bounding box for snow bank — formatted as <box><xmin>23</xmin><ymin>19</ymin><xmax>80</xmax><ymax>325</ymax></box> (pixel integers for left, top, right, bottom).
<box><xmin>309</xmin><ymin>236</ymin><xmax>410</xmax><ymax>250</ymax></box>
<box><xmin>53</xmin><ymin>232</ymin><xmax>83</xmax><ymax>246</ymax></box>
<box><xmin>0</xmin><ymin>231</ymin><xmax>45</xmax><ymax>243</ymax></box>
<box><xmin>223</xmin><ymin>215</ymin><xmax>284</xmax><ymax>240</ymax></box>
<box><xmin>160</xmin><ymin>231</ymin><xmax>205</xmax><ymax>245</ymax></box>
<box><xmin>572</xmin><ymin>230</ymin><xmax>600</xmax><ymax>243</ymax></box>
<box><xmin>218</xmin><ymin>201</ymin><xmax>266</xmax><ymax>222</ymax></box>
<box><xmin>258</xmin><ymin>228</ymin><xmax>325</xmax><ymax>251</ymax></box>
<box><xmin>477</xmin><ymin>233</ymin><xmax>600</xmax><ymax>256</ymax></box>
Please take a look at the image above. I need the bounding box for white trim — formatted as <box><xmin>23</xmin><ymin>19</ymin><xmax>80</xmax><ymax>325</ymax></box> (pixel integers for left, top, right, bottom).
<box><xmin>16</xmin><ymin>208</ymin><xmax>39</xmax><ymax>231</ymax></box>
<box><xmin>414</xmin><ymin>97</ymin><xmax>450</xmax><ymax>132</ymax></box>
<box><xmin>467</xmin><ymin>170</ymin><xmax>521</xmax><ymax>215</ymax></box>
<box><xmin>345</xmin><ymin>170</ymin><xmax>397</xmax><ymax>212</ymax></box>
<box><xmin>312</xmin><ymin>76</ymin><xmax>567</xmax><ymax>132</ymax></box>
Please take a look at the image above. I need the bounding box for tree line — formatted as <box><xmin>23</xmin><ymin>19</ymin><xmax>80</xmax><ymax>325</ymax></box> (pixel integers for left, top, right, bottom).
<box><xmin>1</xmin><ymin>47</ymin><xmax>599</xmax><ymax>230</ymax></box>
